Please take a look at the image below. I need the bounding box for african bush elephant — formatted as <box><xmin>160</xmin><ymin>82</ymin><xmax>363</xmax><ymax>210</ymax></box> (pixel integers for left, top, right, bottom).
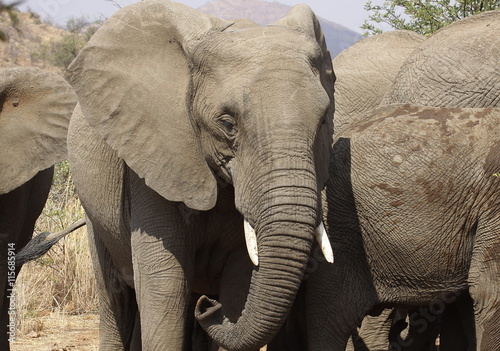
<box><xmin>336</xmin><ymin>11</ymin><xmax>500</xmax><ymax>350</ymax></box>
<box><xmin>332</xmin><ymin>30</ymin><xmax>424</xmax><ymax>133</ymax></box>
<box><xmin>66</xmin><ymin>0</ymin><xmax>335</xmax><ymax>350</ymax></box>
<box><xmin>0</xmin><ymin>67</ymin><xmax>77</xmax><ymax>350</ymax></box>
<box><xmin>306</xmin><ymin>104</ymin><xmax>499</xmax><ymax>351</ymax></box>
<box><xmin>382</xmin><ymin>10</ymin><xmax>500</xmax><ymax>108</ymax></box>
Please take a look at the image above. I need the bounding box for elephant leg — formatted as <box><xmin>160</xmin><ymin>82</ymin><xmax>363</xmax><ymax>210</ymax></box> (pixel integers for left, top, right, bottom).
<box><xmin>306</xmin><ymin>243</ymin><xmax>377</xmax><ymax>351</ymax></box>
<box><xmin>88</xmin><ymin>219</ymin><xmax>138</xmax><ymax>351</ymax></box>
<box><xmin>395</xmin><ymin>308</ymin><xmax>440</xmax><ymax>351</ymax></box>
<box><xmin>439</xmin><ymin>295</ymin><xmax>476</xmax><ymax>351</ymax></box>
<box><xmin>0</xmin><ymin>276</ymin><xmax>11</xmax><ymax>351</ymax></box>
<box><xmin>213</xmin><ymin>249</ymin><xmax>254</xmax><ymax>351</ymax></box>
<box><xmin>468</xmin><ymin>220</ymin><xmax>500</xmax><ymax>351</ymax></box>
<box><xmin>349</xmin><ymin>309</ymin><xmax>396</xmax><ymax>351</ymax></box>
<box><xmin>0</xmin><ymin>167</ymin><xmax>53</xmax><ymax>350</ymax></box>
<box><xmin>129</xmin><ymin>171</ymin><xmax>193</xmax><ymax>350</ymax></box>
<box><xmin>130</xmin><ymin>310</ymin><xmax>142</xmax><ymax>350</ymax></box>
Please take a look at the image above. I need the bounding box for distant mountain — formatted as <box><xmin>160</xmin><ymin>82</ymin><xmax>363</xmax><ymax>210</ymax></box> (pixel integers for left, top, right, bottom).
<box><xmin>198</xmin><ymin>0</ymin><xmax>362</xmax><ymax>57</ymax></box>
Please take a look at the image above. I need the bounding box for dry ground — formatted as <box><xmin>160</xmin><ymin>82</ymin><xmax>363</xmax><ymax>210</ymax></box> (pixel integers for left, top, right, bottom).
<box><xmin>11</xmin><ymin>312</ymin><xmax>98</xmax><ymax>351</ymax></box>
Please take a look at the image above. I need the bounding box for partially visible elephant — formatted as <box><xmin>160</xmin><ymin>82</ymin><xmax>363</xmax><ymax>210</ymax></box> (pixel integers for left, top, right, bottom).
<box><xmin>382</xmin><ymin>10</ymin><xmax>500</xmax><ymax>108</ymax></box>
<box><xmin>330</xmin><ymin>29</ymin><xmax>428</xmax><ymax>351</ymax></box>
<box><xmin>67</xmin><ymin>1</ymin><xmax>335</xmax><ymax>350</ymax></box>
<box><xmin>332</xmin><ymin>30</ymin><xmax>424</xmax><ymax>133</ymax></box>
<box><xmin>0</xmin><ymin>67</ymin><xmax>77</xmax><ymax>350</ymax></box>
<box><xmin>336</xmin><ymin>11</ymin><xmax>499</xmax><ymax>351</ymax></box>
<box><xmin>306</xmin><ymin>104</ymin><xmax>499</xmax><ymax>351</ymax></box>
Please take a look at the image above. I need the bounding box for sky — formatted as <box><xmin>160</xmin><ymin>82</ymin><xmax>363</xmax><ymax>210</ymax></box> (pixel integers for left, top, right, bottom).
<box><xmin>17</xmin><ymin>0</ymin><xmax>372</xmax><ymax>33</ymax></box>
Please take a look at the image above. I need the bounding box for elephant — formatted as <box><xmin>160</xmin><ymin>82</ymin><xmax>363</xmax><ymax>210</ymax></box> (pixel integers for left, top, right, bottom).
<box><xmin>0</xmin><ymin>67</ymin><xmax>77</xmax><ymax>350</ymax></box>
<box><xmin>333</xmin><ymin>11</ymin><xmax>500</xmax><ymax>351</ymax></box>
<box><xmin>66</xmin><ymin>0</ymin><xmax>335</xmax><ymax>350</ymax></box>
<box><xmin>306</xmin><ymin>104</ymin><xmax>499</xmax><ymax>351</ymax></box>
<box><xmin>382</xmin><ymin>10</ymin><xmax>500</xmax><ymax>108</ymax></box>
<box><xmin>329</xmin><ymin>30</ymin><xmax>430</xmax><ymax>350</ymax></box>
<box><xmin>332</xmin><ymin>30</ymin><xmax>424</xmax><ymax>133</ymax></box>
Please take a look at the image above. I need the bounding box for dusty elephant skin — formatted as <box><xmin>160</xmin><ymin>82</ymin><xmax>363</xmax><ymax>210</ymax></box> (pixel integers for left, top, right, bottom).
<box><xmin>332</xmin><ymin>30</ymin><xmax>424</xmax><ymax>133</ymax></box>
<box><xmin>66</xmin><ymin>0</ymin><xmax>334</xmax><ymax>350</ymax></box>
<box><xmin>306</xmin><ymin>104</ymin><xmax>499</xmax><ymax>351</ymax></box>
<box><xmin>0</xmin><ymin>67</ymin><xmax>77</xmax><ymax>351</ymax></box>
<box><xmin>382</xmin><ymin>10</ymin><xmax>500</xmax><ymax>108</ymax></box>
<box><xmin>329</xmin><ymin>10</ymin><xmax>500</xmax><ymax>351</ymax></box>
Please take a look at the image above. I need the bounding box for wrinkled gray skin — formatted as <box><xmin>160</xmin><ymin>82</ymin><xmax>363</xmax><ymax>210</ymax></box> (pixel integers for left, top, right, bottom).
<box><xmin>67</xmin><ymin>1</ymin><xmax>334</xmax><ymax>350</ymax></box>
<box><xmin>0</xmin><ymin>67</ymin><xmax>77</xmax><ymax>350</ymax></box>
<box><xmin>330</xmin><ymin>30</ymin><xmax>429</xmax><ymax>351</ymax></box>
<box><xmin>307</xmin><ymin>104</ymin><xmax>499</xmax><ymax>351</ymax></box>
<box><xmin>333</xmin><ymin>11</ymin><xmax>500</xmax><ymax>351</ymax></box>
<box><xmin>332</xmin><ymin>30</ymin><xmax>424</xmax><ymax>133</ymax></box>
<box><xmin>377</xmin><ymin>11</ymin><xmax>500</xmax><ymax>350</ymax></box>
<box><xmin>382</xmin><ymin>10</ymin><xmax>500</xmax><ymax>108</ymax></box>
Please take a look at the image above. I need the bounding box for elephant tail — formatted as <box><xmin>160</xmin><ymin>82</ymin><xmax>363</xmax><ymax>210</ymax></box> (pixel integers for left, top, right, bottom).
<box><xmin>15</xmin><ymin>218</ymin><xmax>86</xmax><ymax>266</ymax></box>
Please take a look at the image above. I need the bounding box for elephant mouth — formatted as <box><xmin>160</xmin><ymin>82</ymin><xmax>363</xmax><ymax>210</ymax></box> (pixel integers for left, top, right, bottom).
<box><xmin>243</xmin><ymin>219</ymin><xmax>334</xmax><ymax>266</ymax></box>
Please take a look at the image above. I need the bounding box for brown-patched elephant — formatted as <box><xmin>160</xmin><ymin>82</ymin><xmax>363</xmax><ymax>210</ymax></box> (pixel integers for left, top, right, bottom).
<box><xmin>66</xmin><ymin>0</ymin><xmax>335</xmax><ymax>350</ymax></box>
<box><xmin>0</xmin><ymin>67</ymin><xmax>77</xmax><ymax>350</ymax></box>
<box><xmin>329</xmin><ymin>10</ymin><xmax>500</xmax><ymax>351</ymax></box>
<box><xmin>307</xmin><ymin>104</ymin><xmax>499</xmax><ymax>350</ymax></box>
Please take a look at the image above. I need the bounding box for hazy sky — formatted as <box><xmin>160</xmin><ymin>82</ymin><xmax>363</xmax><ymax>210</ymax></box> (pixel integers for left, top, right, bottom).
<box><xmin>17</xmin><ymin>0</ymin><xmax>372</xmax><ymax>33</ymax></box>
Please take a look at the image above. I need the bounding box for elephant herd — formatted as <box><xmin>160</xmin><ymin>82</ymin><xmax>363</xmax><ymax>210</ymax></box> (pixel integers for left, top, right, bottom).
<box><xmin>1</xmin><ymin>1</ymin><xmax>498</xmax><ymax>350</ymax></box>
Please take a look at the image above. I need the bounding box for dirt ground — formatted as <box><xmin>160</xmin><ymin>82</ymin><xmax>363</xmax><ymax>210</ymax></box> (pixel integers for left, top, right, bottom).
<box><xmin>9</xmin><ymin>313</ymin><xmax>275</xmax><ymax>351</ymax></box>
<box><xmin>11</xmin><ymin>313</ymin><xmax>99</xmax><ymax>351</ymax></box>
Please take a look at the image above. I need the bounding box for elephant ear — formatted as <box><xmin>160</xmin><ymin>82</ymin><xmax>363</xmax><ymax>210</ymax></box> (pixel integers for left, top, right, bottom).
<box><xmin>0</xmin><ymin>67</ymin><xmax>77</xmax><ymax>194</ymax></box>
<box><xmin>69</xmin><ymin>0</ymin><xmax>233</xmax><ymax>211</ymax></box>
<box><xmin>272</xmin><ymin>5</ymin><xmax>335</xmax><ymax>189</ymax></box>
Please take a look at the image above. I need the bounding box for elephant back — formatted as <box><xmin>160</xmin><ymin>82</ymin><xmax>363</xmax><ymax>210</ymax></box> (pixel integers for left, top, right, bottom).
<box><xmin>332</xmin><ymin>30</ymin><xmax>424</xmax><ymax>133</ymax></box>
<box><xmin>382</xmin><ymin>10</ymin><xmax>500</xmax><ymax>108</ymax></box>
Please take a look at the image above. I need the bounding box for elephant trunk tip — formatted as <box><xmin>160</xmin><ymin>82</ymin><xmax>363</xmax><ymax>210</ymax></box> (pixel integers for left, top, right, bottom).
<box><xmin>195</xmin><ymin>295</ymin><xmax>225</xmax><ymax>326</ymax></box>
<box><xmin>195</xmin><ymin>295</ymin><xmax>263</xmax><ymax>351</ymax></box>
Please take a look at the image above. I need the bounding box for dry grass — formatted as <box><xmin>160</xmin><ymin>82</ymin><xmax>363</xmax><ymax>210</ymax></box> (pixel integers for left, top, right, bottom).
<box><xmin>13</xmin><ymin>162</ymin><xmax>98</xmax><ymax>339</ymax></box>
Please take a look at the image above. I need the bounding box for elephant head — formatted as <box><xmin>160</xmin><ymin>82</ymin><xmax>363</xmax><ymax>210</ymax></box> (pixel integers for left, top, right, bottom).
<box><xmin>0</xmin><ymin>67</ymin><xmax>77</xmax><ymax>194</ymax></box>
<box><xmin>68</xmin><ymin>0</ymin><xmax>334</xmax><ymax>349</ymax></box>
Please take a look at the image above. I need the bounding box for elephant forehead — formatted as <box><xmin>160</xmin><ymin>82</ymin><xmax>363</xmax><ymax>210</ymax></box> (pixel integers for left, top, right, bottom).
<box><xmin>194</xmin><ymin>26</ymin><xmax>321</xmax><ymax>65</ymax></box>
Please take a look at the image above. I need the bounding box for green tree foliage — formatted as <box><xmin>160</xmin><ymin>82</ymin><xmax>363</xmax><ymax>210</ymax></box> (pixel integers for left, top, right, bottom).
<box><xmin>362</xmin><ymin>0</ymin><xmax>500</xmax><ymax>36</ymax></box>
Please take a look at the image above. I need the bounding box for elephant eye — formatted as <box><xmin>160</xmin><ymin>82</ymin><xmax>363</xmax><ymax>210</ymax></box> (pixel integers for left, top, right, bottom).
<box><xmin>222</xmin><ymin>119</ymin><xmax>234</xmax><ymax>131</ymax></box>
<box><xmin>218</xmin><ymin>115</ymin><xmax>237</xmax><ymax>137</ymax></box>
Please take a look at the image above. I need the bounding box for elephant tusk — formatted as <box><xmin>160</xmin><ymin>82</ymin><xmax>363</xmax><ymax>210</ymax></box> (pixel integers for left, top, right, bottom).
<box><xmin>244</xmin><ymin>220</ymin><xmax>259</xmax><ymax>266</ymax></box>
<box><xmin>315</xmin><ymin>222</ymin><xmax>334</xmax><ymax>264</ymax></box>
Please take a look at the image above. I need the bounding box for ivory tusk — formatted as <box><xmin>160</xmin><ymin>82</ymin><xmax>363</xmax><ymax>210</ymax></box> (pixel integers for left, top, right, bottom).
<box><xmin>315</xmin><ymin>222</ymin><xmax>334</xmax><ymax>263</ymax></box>
<box><xmin>244</xmin><ymin>220</ymin><xmax>259</xmax><ymax>266</ymax></box>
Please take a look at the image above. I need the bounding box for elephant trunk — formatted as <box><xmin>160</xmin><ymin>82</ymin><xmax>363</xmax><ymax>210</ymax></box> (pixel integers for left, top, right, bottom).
<box><xmin>196</xmin><ymin>163</ymin><xmax>318</xmax><ymax>350</ymax></box>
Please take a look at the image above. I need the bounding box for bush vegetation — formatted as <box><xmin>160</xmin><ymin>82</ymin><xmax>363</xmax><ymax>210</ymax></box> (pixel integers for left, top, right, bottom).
<box><xmin>14</xmin><ymin>161</ymin><xmax>97</xmax><ymax>337</ymax></box>
<box><xmin>362</xmin><ymin>0</ymin><xmax>500</xmax><ymax>36</ymax></box>
<box><xmin>31</xmin><ymin>16</ymin><xmax>102</xmax><ymax>77</ymax></box>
